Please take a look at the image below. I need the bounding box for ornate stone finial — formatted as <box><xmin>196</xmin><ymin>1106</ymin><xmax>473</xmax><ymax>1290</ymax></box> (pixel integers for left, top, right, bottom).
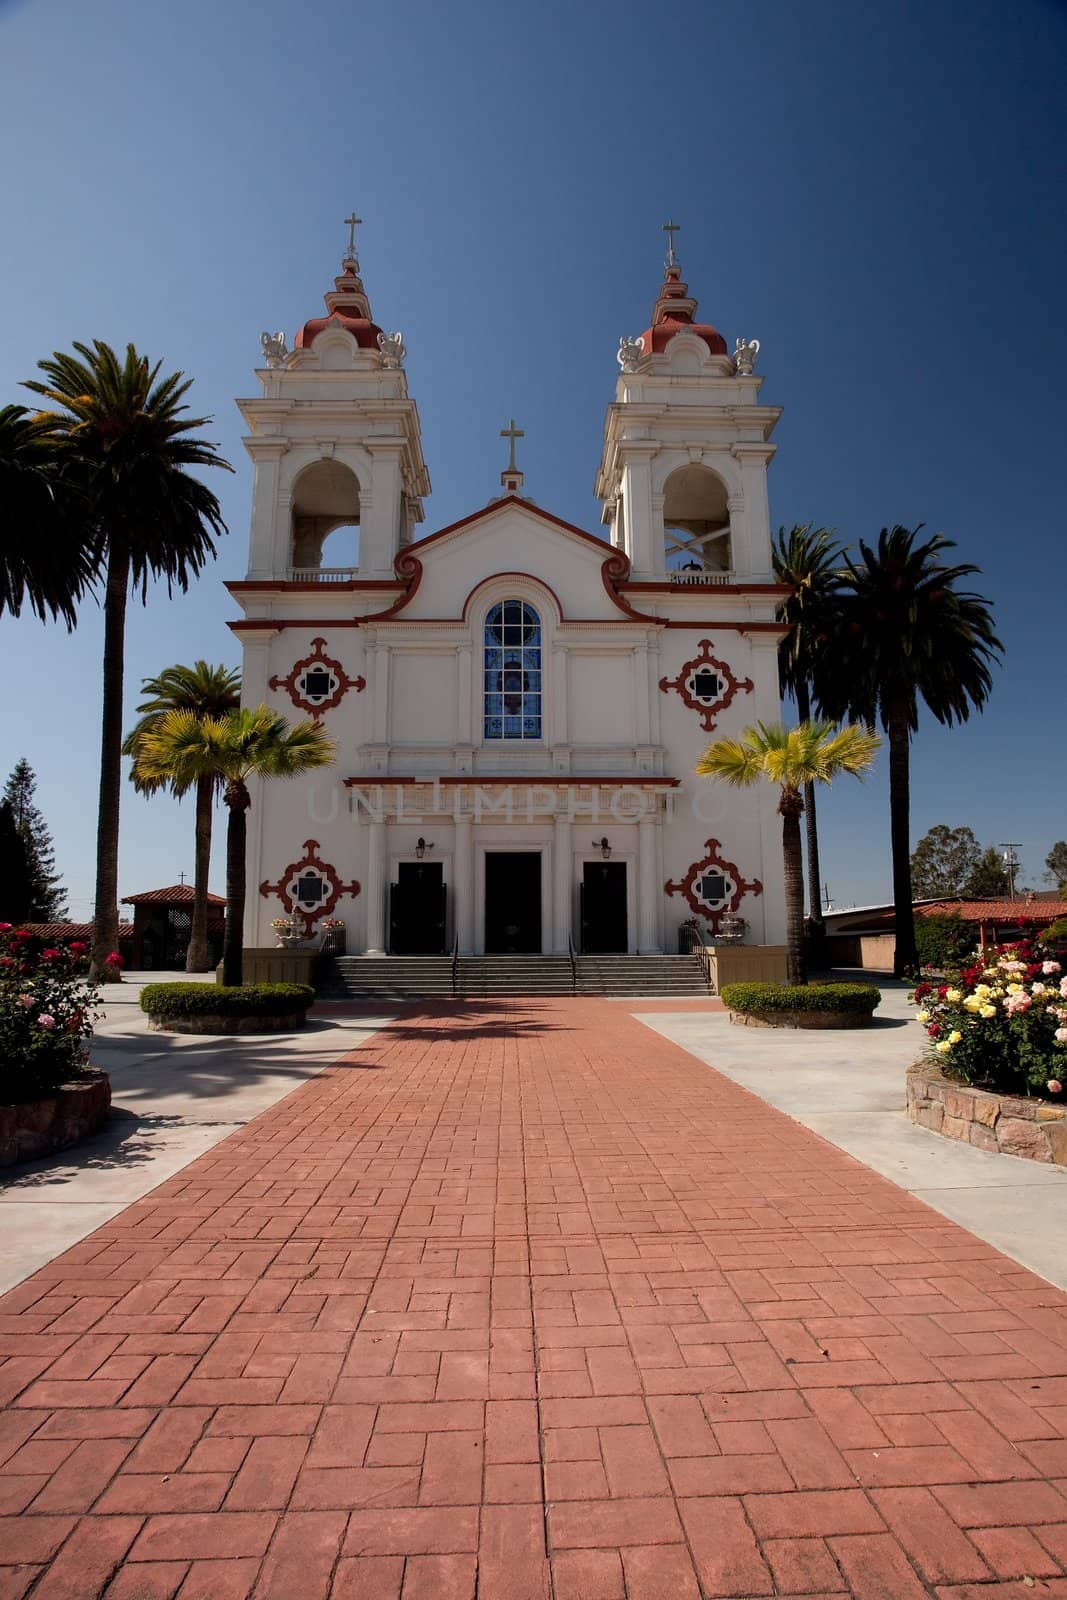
<box><xmin>617</xmin><ymin>335</ymin><xmax>645</xmax><ymax>372</ymax></box>
<box><xmin>377</xmin><ymin>330</ymin><xmax>406</xmax><ymax>369</ymax></box>
<box><xmin>734</xmin><ymin>336</ymin><xmax>760</xmax><ymax>375</ymax></box>
<box><xmin>662</xmin><ymin>217</ymin><xmax>681</xmax><ymax>269</ymax></box>
<box><xmin>343</xmin><ymin>211</ymin><xmax>362</xmax><ymax>263</ymax></box>
<box><xmin>260</xmin><ymin>331</ymin><xmax>288</xmax><ymax>368</ymax></box>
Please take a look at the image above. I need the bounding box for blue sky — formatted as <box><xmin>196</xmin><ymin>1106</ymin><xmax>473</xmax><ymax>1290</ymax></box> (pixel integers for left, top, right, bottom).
<box><xmin>1</xmin><ymin>0</ymin><xmax>1064</xmax><ymax>915</ymax></box>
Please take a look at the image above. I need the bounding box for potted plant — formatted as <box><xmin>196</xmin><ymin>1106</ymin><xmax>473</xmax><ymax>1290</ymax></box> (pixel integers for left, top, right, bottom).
<box><xmin>319</xmin><ymin>917</ymin><xmax>346</xmax><ymax>955</ymax></box>
<box><xmin>271</xmin><ymin>916</ymin><xmax>303</xmax><ymax>949</ymax></box>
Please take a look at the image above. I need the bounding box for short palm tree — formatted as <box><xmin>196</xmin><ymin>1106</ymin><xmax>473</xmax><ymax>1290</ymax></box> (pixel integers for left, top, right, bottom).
<box><xmin>0</xmin><ymin>404</ymin><xmax>95</xmax><ymax>627</ymax></box>
<box><xmin>25</xmin><ymin>342</ymin><xmax>231</xmax><ymax>979</ymax></box>
<box><xmin>697</xmin><ymin>721</ymin><xmax>881</xmax><ymax>984</ymax></box>
<box><xmin>773</xmin><ymin>525</ymin><xmax>844</xmax><ymax>944</ymax></box>
<box><xmin>123</xmin><ymin>663</ymin><xmax>242</xmax><ymax>971</ymax></box>
<box><xmin>815</xmin><ymin>527</ymin><xmax>1001</xmax><ymax>976</ymax></box>
<box><xmin>132</xmin><ymin>706</ymin><xmax>336</xmax><ymax>986</ymax></box>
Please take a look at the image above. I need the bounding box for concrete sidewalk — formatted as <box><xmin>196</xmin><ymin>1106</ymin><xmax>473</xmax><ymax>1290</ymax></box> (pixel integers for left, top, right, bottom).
<box><xmin>638</xmin><ymin>979</ymin><xmax>1067</xmax><ymax>1290</ymax></box>
<box><xmin>0</xmin><ymin>974</ymin><xmax>394</xmax><ymax>1295</ymax></box>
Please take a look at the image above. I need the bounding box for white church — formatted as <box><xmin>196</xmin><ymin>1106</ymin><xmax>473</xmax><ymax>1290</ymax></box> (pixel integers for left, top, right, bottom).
<box><xmin>228</xmin><ymin>223</ymin><xmax>788</xmax><ymax>969</ymax></box>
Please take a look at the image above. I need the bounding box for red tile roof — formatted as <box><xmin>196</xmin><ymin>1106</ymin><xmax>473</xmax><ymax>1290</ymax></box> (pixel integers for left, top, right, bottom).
<box><xmin>121</xmin><ymin>885</ymin><xmax>226</xmax><ymax>906</ymax></box>
<box><xmin>917</xmin><ymin>898</ymin><xmax>1067</xmax><ymax>923</ymax></box>
<box><xmin>21</xmin><ymin>922</ymin><xmax>134</xmax><ymax>940</ymax></box>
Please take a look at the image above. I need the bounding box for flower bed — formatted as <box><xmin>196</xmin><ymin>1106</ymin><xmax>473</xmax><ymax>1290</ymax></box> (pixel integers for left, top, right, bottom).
<box><xmin>140</xmin><ymin>982</ymin><xmax>315</xmax><ymax>1034</ymax></box>
<box><xmin>1</xmin><ymin>925</ymin><xmax>103</xmax><ymax>1103</ymax></box>
<box><xmin>721</xmin><ymin>981</ymin><xmax>881</xmax><ymax>1029</ymax></box>
<box><xmin>907</xmin><ymin>1062</ymin><xmax>1066</xmax><ymax>1165</ymax></box>
<box><xmin>0</xmin><ymin>1072</ymin><xmax>111</xmax><ymax>1168</ymax></box>
<box><xmin>912</xmin><ymin>938</ymin><xmax>1065</xmax><ymax>1102</ymax></box>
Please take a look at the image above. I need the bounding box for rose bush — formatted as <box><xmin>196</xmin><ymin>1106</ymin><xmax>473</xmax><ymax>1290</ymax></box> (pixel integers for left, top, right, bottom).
<box><xmin>0</xmin><ymin>926</ymin><xmax>103</xmax><ymax>1102</ymax></box>
<box><xmin>911</xmin><ymin>934</ymin><xmax>1065</xmax><ymax>1100</ymax></box>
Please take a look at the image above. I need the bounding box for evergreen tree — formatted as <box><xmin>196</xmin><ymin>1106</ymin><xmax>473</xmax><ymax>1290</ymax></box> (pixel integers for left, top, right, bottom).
<box><xmin>2</xmin><ymin>759</ymin><xmax>67</xmax><ymax>920</ymax></box>
<box><xmin>1045</xmin><ymin>841</ymin><xmax>1067</xmax><ymax>894</ymax></box>
<box><xmin>0</xmin><ymin>800</ymin><xmax>32</xmax><ymax>924</ymax></box>
<box><xmin>963</xmin><ymin>845</ymin><xmax>1010</xmax><ymax>898</ymax></box>
<box><xmin>910</xmin><ymin>824</ymin><xmax>982</xmax><ymax>898</ymax></box>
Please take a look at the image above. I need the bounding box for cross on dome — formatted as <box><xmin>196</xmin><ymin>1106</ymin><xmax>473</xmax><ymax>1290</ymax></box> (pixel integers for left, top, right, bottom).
<box><xmin>343</xmin><ymin>212</ymin><xmax>362</xmax><ymax>263</ymax></box>
<box><xmin>662</xmin><ymin>218</ymin><xmax>681</xmax><ymax>268</ymax></box>
<box><xmin>500</xmin><ymin>418</ymin><xmax>525</xmax><ymax>493</ymax></box>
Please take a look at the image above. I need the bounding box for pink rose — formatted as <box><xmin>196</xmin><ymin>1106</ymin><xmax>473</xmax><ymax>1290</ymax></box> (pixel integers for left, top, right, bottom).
<box><xmin>36</xmin><ymin>1014</ymin><xmax>56</xmax><ymax>1030</ymax></box>
<box><xmin>18</xmin><ymin>993</ymin><xmax>34</xmax><ymax>1008</ymax></box>
<box><xmin>1048</xmin><ymin>1080</ymin><xmax>1063</xmax><ymax>1094</ymax></box>
<box><xmin>1043</xmin><ymin>961</ymin><xmax>1062</xmax><ymax>975</ymax></box>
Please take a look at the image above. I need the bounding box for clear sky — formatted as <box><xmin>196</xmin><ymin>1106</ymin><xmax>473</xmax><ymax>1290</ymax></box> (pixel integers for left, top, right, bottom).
<box><xmin>1</xmin><ymin>0</ymin><xmax>1064</xmax><ymax>916</ymax></box>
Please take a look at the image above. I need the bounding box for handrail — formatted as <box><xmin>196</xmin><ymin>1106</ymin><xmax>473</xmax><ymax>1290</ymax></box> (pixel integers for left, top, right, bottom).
<box><xmin>567</xmin><ymin>933</ymin><xmax>578</xmax><ymax>994</ymax></box>
<box><xmin>451</xmin><ymin>933</ymin><xmax>460</xmax><ymax>995</ymax></box>
<box><xmin>689</xmin><ymin>921</ymin><xmax>716</xmax><ymax>994</ymax></box>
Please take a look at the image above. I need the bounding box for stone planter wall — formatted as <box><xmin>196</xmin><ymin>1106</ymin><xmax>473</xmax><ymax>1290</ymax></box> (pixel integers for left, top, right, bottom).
<box><xmin>0</xmin><ymin>1072</ymin><xmax>111</xmax><ymax>1168</ymax></box>
<box><xmin>147</xmin><ymin>1010</ymin><xmax>308</xmax><ymax>1035</ymax></box>
<box><xmin>907</xmin><ymin>1062</ymin><xmax>1067</xmax><ymax>1165</ymax></box>
<box><xmin>729</xmin><ymin>1008</ymin><xmax>875</xmax><ymax>1030</ymax></box>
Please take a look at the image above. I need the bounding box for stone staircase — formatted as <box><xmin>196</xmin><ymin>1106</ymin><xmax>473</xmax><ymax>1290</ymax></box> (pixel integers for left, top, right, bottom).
<box><xmin>317</xmin><ymin>952</ymin><xmax>710</xmax><ymax>1000</ymax></box>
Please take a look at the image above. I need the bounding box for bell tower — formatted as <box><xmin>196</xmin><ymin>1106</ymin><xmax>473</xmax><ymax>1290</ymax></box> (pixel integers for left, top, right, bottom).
<box><xmin>594</xmin><ymin>224</ymin><xmax>780</xmax><ymax>583</ymax></box>
<box><xmin>239</xmin><ymin>219</ymin><xmax>430</xmax><ymax>582</ymax></box>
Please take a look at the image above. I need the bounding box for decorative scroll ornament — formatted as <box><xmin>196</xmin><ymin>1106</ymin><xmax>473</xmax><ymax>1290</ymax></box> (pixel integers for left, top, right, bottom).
<box><xmin>270</xmin><ymin>637</ymin><xmax>365</xmax><ymax>714</ymax></box>
<box><xmin>260</xmin><ymin>838</ymin><xmax>360</xmax><ymax>936</ymax></box>
<box><xmin>377</xmin><ymin>330</ymin><xmax>406</xmax><ymax>368</ymax></box>
<box><xmin>617</xmin><ymin>335</ymin><xmax>645</xmax><ymax>372</ymax></box>
<box><xmin>733</xmin><ymin>336</ymin><xmax>760</xmax><ymax>375</ymax></box>
<box><xmin>659</xmin><ymin>638</ymin><xmax>753</xmax><ymax>732</ymax></box>
<box><xmin>260</xmin><ymin>331</ymin><xmax>288</xmax><ymax>368</ymax></box>
<box><xmin>665</xmin><ymin>837</ymin><xmax>762</xmax><ymax>932</ymax></box>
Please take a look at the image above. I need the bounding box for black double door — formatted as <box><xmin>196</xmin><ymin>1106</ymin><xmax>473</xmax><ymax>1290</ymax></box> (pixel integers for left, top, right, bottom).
<box><xmin>485</xmin><ymin>852</ymin><xmax>542</xmax><ymax>953</ymax></box>
<box><xmin>389</xmin><ymin>861</ymin><xmax>446</xmax><ymax>954</ymax></box>
<box><xmin>580</xmin><ymin>861</ymin><xmax>628</xmax><ymax>953</ymax></box>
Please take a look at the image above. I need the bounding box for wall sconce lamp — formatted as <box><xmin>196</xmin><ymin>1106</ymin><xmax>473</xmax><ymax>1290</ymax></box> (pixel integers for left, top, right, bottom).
<box><xmin>415</xmin><ymin>837</ymin><xmax>434</xmax><ymax>860</ymax></box>
<box><xmin>593</xmin><ymin>837</ymin><xmax>612</xmax><ymax>860</ymax></box>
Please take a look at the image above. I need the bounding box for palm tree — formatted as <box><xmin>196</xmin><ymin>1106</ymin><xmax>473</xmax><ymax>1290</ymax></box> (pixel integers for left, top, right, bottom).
<box><xmin>123</xmin><ymin>663</ymin><xmax>242</xmax><ymax>971</ymax></box>
<box><xmin>772</xmin><ymin>525</ymin><xmax>844</xmax><ymax>951</ymax></box>
<box><xmin>697</xmin><ymin>721</ymin><xmax>881</xmax><ymax>984</ymax></box>
<box><xmin>132</xmin><ymin>706</ymin><xmax>336</xmax><ymax>986</ymax></box>
<box><xmin>0</xmin><ymin>404</ymin><xmax>95</xmax><ymax>627</ymax></box>
<box><xmin>815</xmin><ymin>527</ymin><xmax>1001</xmax><ymax>976</ymax></box>
<box><xmin>25</xmin><ymin>342</ymin><xmax>231</xmax><ymax>979</ymax></box>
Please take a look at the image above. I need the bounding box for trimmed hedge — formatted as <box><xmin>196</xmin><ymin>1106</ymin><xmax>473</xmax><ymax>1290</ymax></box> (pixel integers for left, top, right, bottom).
<box><xmin>140</xmin><ymin>982</ymin><xmax>315</xmax><ymax>1018</ymax></box>
<box><xmin>721</xmin><ymin>981</ymin><xmax>881</xmax><ymax>1015</ymax></box>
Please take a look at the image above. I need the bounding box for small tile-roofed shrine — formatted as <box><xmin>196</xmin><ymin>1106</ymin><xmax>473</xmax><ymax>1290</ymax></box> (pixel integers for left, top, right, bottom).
<box><xmin>121</xmin><ymin>883</ymin><xmax>226</xmax><ymax>969</ymax></box>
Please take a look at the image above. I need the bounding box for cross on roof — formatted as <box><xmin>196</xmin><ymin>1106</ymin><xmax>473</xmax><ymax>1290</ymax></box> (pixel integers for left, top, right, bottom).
<box><xmin>344</xmin><ymin>212</ymin><xmax>362</xmax><ymax>260</ymax></box>
<box><xmin>500</xmin><ymin>417</ymin><xmax>524</xmax><ymax>473</ymax></box>
<box><xmin>178</xmin><ymin>870</ymin><xmax>186</xmax><ymax>885</ymax></box>
<box><xmin>662</xmin><ymin>217</ymin><xmax>681</xmax><ymax>267</ymax></box>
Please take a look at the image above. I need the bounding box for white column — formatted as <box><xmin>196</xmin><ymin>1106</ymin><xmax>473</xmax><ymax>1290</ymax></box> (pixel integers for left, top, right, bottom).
<box><xmin>550</xmin><ymin>644</ymin><xmax>568</xmax><ymax>748</ymax></box>
<box><xmin>364</xmin><ymin>818</ymin><xmax>386</xmax><ymax>954</ymax></box>
<box><xmin>553</xmin><ymin>812</ymin><xmax>572</xmax><ymax>953</ymax></box>
<box><xmin>455</xmin><ymin>812</ymin><xmax>473</xmax><ymax>954</ymax></box>
<box><xmin>638</xmin><ymin>814</ymin><xmax>660</xmax><ymax>953</ymax></box>
<box><xmin>457</xmin><ymin>645</ymin><xmax>473</xmax><ymax>745</ymax></box>
<box><xmin>371</xmin><ymin>641</ymin><xmax>390</xmax><ymax>743</ymax></box>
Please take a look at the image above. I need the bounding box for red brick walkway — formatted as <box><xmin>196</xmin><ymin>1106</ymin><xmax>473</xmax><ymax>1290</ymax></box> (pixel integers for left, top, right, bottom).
<box><xmin>3</xmin><ymin>999</ymin><xmax>1067</xmax><ymax>1599</ymax></box>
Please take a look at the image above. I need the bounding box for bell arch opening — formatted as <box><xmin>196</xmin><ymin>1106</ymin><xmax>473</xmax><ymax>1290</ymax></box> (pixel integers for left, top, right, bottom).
<box><xmin>663</xmin><ymin>464</ymin><xmax>732</xmax><ymax>574</ymax></box>
<box><xmin>290</xmin><ymin>460</ymin><xmax>362</xmax><ymax>571</ymax></box>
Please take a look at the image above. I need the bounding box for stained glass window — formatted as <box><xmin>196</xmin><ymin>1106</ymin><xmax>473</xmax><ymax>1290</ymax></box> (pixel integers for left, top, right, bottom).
<box><xmin>484</xmin><ymin>600</ymin><xmax>542</xmax><ymax>740</ymax></box>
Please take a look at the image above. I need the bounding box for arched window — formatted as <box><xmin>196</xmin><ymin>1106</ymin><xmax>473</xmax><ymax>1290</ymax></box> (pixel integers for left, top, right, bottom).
<box><xmin>484</xmin><ymin>600</ymin><xmax>542</xmax><ymax>740</ymax></box>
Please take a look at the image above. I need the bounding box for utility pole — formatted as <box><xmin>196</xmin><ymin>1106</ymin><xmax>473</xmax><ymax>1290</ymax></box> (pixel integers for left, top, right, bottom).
<box><xmin>998</xmin><ymin>844</ymin><xmax>1020</xmax><ymax>901</ymax></box>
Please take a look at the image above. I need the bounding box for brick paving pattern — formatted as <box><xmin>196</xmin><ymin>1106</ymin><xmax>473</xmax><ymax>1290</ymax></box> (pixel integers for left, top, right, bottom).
<box><xmin>2</xmin><ymin>997</ymin><xmax>1067</xmax><ymax>1598</ymax></box>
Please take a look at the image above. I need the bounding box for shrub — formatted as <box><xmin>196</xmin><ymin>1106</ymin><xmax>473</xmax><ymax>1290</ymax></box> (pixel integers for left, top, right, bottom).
<box><xmin>914</xmin><ymin>914</ymin><xmax>976</xmax><ymax>971</ymax></box>
<box><xmin>721</xmin><ymin>981</ymin><xmax>881</xmax><ymax>1015</ymax></box>
<box><xmin>912</xmin><ymin>938</ymin><xmax>1066</xmax><ymax>1099</ymax></box>
<box><xmin>140</xmin><ymin>982</ymin><xmax>315</xmax><ymax>1018</ymax></box>
<box><xmin>1043</xmin><ymin>918</ymin><xmax>1067</xmax><ymax>949</ymax></box>
<box><xmin>0</xmin><ymin>925</ymin><xmax>102</xmax><ymax>1102</ymax></box>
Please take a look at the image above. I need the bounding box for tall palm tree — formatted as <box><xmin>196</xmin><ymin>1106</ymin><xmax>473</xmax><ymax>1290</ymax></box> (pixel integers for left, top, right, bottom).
<box><xmin>697</xmin><ymin>721</ymin><xmax>881</xmax><ymax>984</ymax></box>
<box><xmin>25</xmin><ymin>342</ymin><xmax>231</xmax><ymax>979</ymax></box>
<box><xmin>123</xmin><ymin>663</ymin><xmax>242</xmax><ymax>971</ymax></box>
<box><xmin>772</xmin><ymin>525</ymin><xmax>844</xmax><ymax>948</ymax></box>
<box><xmin>0</xmin><ymin>404</ymin><xmax>95</xmax><ymax>627</ymax></box>
<box><xmin>815</xmin><ymin>527</ymin><xmax>1001</xmax><ymax>976</ymax></box>
<box><xmin>132</xmin><ymin>706</ymin><xmax>336</xmax><ymax>986</ymax></box>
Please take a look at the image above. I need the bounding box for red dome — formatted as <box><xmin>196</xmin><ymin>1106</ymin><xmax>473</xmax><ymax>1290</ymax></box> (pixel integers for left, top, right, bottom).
<box><xmin>294</xmin><ymin>259</ymin><xmax>382</xmax><ymax>352</ymax></box>
<box><xmin>639</xmin><ymin>264</ymin><xmax>727</xmax><ymax>357</ymax></box>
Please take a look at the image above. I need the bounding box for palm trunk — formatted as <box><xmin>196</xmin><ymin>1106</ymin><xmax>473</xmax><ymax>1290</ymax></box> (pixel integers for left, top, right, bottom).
<box><xmin>780</xmin><ymin>790</ymin><xmax>807</xmax><ymax>985</ymax></box>
<box><xmin>222</xmin><ymin>778</ymin><xmax>250</xmax><ymax>987</ymax></box>
<box><xmin>888</xmin><ymin>701</ymin><xmax>917</xmax><ymax>976</ymax></box>
<box><xmin>794</xmin><ymin>683</ymin><xmax>826</xmax><ymax>959</ymax></box>
<box><xmin>185</xmin><ymin>775</ymin><xmax>214</xmax><ymax>971</ymax></box>
<box><xmin>91</xmin><ymin>548</ymin><xmax>129</xmax><ymax>981</ymax></box>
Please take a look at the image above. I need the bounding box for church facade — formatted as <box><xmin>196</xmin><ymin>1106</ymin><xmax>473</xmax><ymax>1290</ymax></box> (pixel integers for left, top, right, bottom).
<box><xmin>228</xmin><ymin>231</ymin><xmax>788</xmax><ymax>959</ymax></box>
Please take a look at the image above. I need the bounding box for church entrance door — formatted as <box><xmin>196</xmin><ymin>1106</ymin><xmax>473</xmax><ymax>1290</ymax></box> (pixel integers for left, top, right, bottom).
<box><xmin>389</xmin><ymin>861</ymin><xmax>446</xmax><ymax>954</ymax></box>
<box><xmin>580</xmin><ymin>861</ymin><xmax>628</xmax><ymax>953</ymax></box>
<box><xmin>485</xmin><ymin>852</ymin><xmax>542</xmax><ymax>953</ymax></box>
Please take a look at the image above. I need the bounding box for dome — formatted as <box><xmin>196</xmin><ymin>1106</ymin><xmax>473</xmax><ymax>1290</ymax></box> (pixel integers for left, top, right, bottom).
<box><xmin>294</xmin><ymin>258</ymin><xmax>383</xmax><ymax>352</ymax></box>
<box><xmin>640</xmin><ymin>263</ymin><xmax>727</xmax><ymax>357</ymax></box>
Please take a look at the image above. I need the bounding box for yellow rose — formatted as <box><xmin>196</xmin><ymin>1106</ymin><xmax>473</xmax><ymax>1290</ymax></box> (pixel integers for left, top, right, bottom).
<box><xmin>963</xmin><ymin>996</ymin><xmax>981</xmax><ymax>1012</ymax></box>
<box><xmin>948</xmin><ymin>1030</ymin><xmax>962</xmax><ymax>1044</ymax></box>
<box><xmin>917</xmin><ymin>1009</ymin><xmax>930</xmax><ymax>1023</ymax></box>
<box><xmin>979</xmin><ymin>1004</ymin><xmax>997</xmax><ymax>1019</ymax></box>
<box><xmin>935</xmin><ymin>1040</ymin><xmax>953</xmax><ymax>1053</ymax></box>
<box><xmin>946</xmin><ymin>989</ymin><xmax>962</xmax><ymax>1003</ymax></box>
<box><xmin>1006</xmin><ymin>984</ymin><xmax>1023</xmax><ymax>995</ymax></box>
